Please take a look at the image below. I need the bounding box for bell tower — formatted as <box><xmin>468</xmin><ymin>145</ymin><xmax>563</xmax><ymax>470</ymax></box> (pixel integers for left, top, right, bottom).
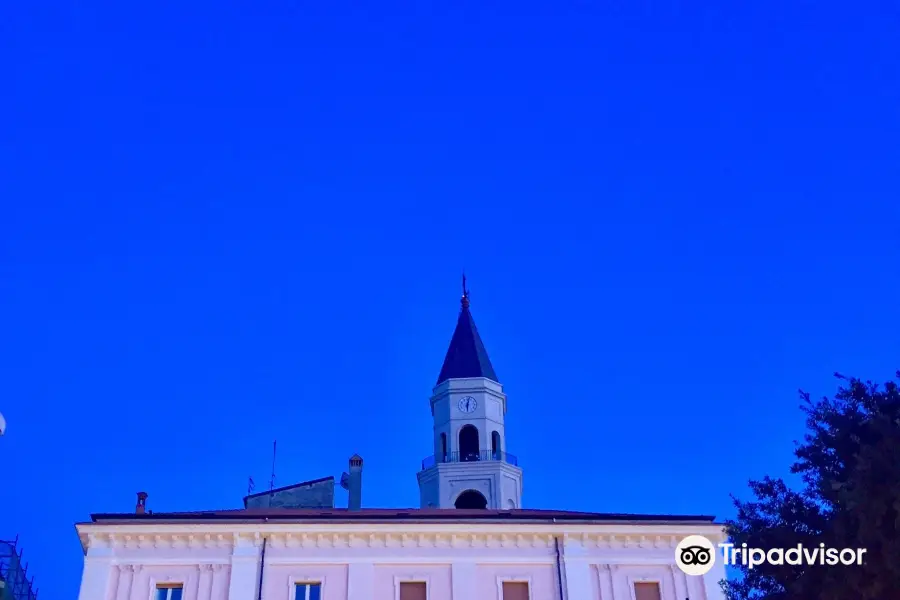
<box><xmin>416</xmin><ymin>278</ymin><xmax>523</xmax><ymax>509</ymax></box>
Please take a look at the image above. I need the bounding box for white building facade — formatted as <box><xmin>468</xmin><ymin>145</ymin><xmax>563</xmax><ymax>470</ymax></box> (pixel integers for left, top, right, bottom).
<box><xmin>76</xmin><ymin>512</ymin><xmax>727</xmax><ymax>600</ymax></box>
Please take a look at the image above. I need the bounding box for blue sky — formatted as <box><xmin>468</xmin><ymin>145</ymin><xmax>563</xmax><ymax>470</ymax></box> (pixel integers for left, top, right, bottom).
<box><xmin>2</xmin><ymin>2</ymin><xmax>899</xmax><ymax>598</ymax></box>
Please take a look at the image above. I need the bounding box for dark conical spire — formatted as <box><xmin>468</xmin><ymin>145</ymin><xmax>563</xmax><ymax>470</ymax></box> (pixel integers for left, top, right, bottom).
<box><xmin>435</xmin><ymin>276</ymin><xmax>499</xmax><ymax>385</ymax></box>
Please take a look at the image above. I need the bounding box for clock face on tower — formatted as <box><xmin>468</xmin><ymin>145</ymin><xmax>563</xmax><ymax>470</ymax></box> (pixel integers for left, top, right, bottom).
<box><xmin>458</xmin><ymin>396</ymin><xmax>477</xmax><ymax>413</ymax></box>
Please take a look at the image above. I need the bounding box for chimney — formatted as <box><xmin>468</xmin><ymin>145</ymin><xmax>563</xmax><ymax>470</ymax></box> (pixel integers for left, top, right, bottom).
<box><xmin>348</xmin><ymin>455</ymin><xmax>363</xmax><ymax>511</ymax></box>
<box><xmin>136</xmin><ymin>492</ymin><xmax>148</xmax><ymax>514</ymax></box>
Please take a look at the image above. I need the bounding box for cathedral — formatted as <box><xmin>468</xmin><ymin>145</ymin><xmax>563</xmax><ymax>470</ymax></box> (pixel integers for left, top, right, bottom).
<box><xmin>75</xmin><ymin>284</ymin><xmax>727</xmax><ymax>600</ymax></box>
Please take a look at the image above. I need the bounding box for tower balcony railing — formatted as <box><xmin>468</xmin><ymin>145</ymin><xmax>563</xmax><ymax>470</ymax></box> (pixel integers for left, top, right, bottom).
<box><xmin>420</xmin><ymin>449</ymin><xmax>519</xmax><ymax>471</ymax></box>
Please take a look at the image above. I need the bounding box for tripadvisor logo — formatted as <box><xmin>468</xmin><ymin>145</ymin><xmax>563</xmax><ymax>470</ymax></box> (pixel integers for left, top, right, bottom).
<box><xmin>675</xmin><ymin>535</ymin><xmax>868</xmax><ymax>576</ymax></box>
<box><xmin>675</xmin><ymin>535</ymin><xmax>717</xmax><ymax>576</ymax></box>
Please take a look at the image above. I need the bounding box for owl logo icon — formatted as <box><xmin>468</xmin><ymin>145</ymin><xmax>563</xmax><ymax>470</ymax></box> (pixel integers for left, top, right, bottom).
<box><xmin>675</xmin><ymin>535</ymin><xmax>716</xmax><ymax>576</ymax></box>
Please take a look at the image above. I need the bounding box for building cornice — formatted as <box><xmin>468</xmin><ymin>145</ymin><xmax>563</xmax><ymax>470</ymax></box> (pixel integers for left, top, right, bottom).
<box><xmin>76</xmin><ymin>522</ymin><xmax>726</xmax><ymax>554</ymax></box>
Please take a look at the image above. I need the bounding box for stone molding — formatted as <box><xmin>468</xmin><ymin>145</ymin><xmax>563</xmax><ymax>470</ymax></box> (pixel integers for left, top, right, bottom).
<box><xmin>81</xmin><ymin>528</ymin><xmax>724</xmax><ymax>552</ymax></box>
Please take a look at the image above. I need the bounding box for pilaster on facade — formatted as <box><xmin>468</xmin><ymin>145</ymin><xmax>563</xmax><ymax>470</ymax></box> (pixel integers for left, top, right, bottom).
<box><xmin>669</xmin><ymin>564</ymin><xmax>689</xmax><ymax>600</ymax></box>
<box><xmin>347</xmin><ymin>563</ymin><xmax>374</xmax><ymax>600</ymax></box>
<box><xmin>211</xmin><ymin>564</ymin><xmax>229</xmax><ymax>599</ymax></box>
<box><xmin>596</xmin><ymin>564</ymin><xmax>615</xmax><ymax>600</ymax></box>
<box><xmin>450</xmin><ymin>561</ymin><xmax>476</xmax><ymax>600</ymax></box>
<box><xmin>561</xmin><ymin>536</ymin><xmax>592</xmax><ymax>600</ymax></box>
<box><xmin>702</xmin><ymin>554</ymin><xmax>727</xmax><ymax>600</ymax></box>
<box><xmin>78</xmin><ymin>535</ymin><xmax>115</xmax><ymax>600</ymax></box>
<box><xmin>195</xmin><ymin>564</ymin><xmax>213</xmax><ymax>600</ymax></box>
<box><xmin>227</xmin><ymin>533</ymin><xmax>263</xmax><ymax>600</ymax></box>
<box><xmin>115</xmin><ymin>564</ymin><xmax>135</xmax><ymax>600</ymax></box>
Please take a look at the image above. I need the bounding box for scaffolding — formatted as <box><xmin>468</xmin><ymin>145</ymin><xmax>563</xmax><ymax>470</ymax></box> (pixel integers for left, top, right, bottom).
<box><xmin>0</xmin><ymin>536</ymin><xmax>38</xmax><ymax>600</ymax></box>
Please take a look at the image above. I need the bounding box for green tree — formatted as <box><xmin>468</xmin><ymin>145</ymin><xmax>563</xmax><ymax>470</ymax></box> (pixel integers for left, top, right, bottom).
<box><xmin>724</xmin><ymin>372</ymin><xmax>900</xmax><ymax>600</ymax></box>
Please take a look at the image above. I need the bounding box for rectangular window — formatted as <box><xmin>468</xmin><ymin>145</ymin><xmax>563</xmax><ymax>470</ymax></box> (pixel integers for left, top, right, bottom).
<box><xmin>295</xmin><ymin>583</ymin><xmax>321</xmax><ymax>600</ymax></box>
<box><xmin>634</xmin><ymin>582</ymin><xmax>662</xmax><ymax>600</ymax></box>
<box><xmin>399</xmin><ymin>581</ymin><xmax>427</xmax><ymax>600</ymax></box>
<box><xmin>502</xmin><ymin>581</ymin><xmax>529</xmax><ymax>600</ymax></box>
<box><xmin>155</xmin><ymin>585</ymin><xmax>183</xmax><ymax>600</ymax></box>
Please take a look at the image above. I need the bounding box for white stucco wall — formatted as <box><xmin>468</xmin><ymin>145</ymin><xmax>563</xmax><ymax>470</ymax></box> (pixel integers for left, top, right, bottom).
<box><xmin>75</xmin><ymin>521</ymin><xmax>727</xmax><ymax>600</ymax></box>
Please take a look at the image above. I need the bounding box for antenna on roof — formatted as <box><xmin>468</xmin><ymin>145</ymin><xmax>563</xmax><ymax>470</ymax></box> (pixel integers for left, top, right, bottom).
<box><xmin>247</xmin><ymin>476</ymin><xmax>255</xmax><ymax>495</ymax></box>
<box><xmin>269</xmin><ymin>440</ymin><xmax>277</xmax><ymax>491</ymax></box>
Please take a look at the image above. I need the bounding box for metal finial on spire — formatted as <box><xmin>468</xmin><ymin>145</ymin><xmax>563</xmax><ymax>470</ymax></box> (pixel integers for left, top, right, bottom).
<box><xmin>436</xmin><ymin>273</ymin><xmax>498</xmax><ymax>385</ymax></box>
<box><xmin>461</xmin><ymin>273</ymin><xmax>470</xmax><ymax>308</ymax></box>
